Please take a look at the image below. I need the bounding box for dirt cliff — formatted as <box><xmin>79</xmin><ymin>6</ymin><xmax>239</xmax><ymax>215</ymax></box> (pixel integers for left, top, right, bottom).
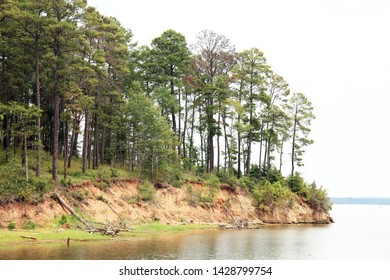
<box><xmin>0</xmin><ymin>179</ymin><xmax>333</xmax><ymax>229</ymax></box>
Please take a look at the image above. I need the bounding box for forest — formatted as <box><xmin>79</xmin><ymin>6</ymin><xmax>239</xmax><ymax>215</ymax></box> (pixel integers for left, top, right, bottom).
<box><xmin>0</xmin><ymin>0</ymin><xmax>329</xmax><ymax>210</ymax></box>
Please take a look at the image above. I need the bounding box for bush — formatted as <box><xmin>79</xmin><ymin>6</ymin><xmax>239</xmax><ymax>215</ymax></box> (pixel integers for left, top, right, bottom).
<box><xmin>138</xmin><ymin>180</ymin><xmax>155</xmax><ymax>201</ymax></box>
<box><xmin>248</xmin><ymin>165</ymin><xmax>284</xmax><ymax>184</ymax></box>
<box><xmin>238</xmin><ymin>176</ymin><xmax>257</xmax><ymax>190</ymax></box>
<box><xmin>286</xmin><ymin>173</ymin><xmax>304</xmax><ymax>193</ymax></box>
<box><xmin>71</xmin><ymin>190</ymin><xmax>86</xmax><ymax>202</ymax></box>
<box><xmin>0</xmin><ymin>160</ymin><xmax>51</xmax><ymax>204</ymax></box>
<box><xmin>58</xmin><ymin>214</ymin><xmax>68</xmax><ymax>226</ymax></box>
<box><xmin>22</xmin><ymin>220</ymin><xmax>36</xmax><ymax>230</ymax></box>
<box><xmin>205</xmin><ymin>173</ymin><xmax>220</xmax><ymax>189</ymax></box>
<box><xmin>110</xmin><ymin>168</ymin><xmax>118</xmax><ymax>178</ymax></box>
<box><xmin>96</xmin><ymin>195</ymin><xmax>108</xmax><ymax>203</ymax></box>
<box><xmin>185</xmin><ymin>184</ymin><xmax>216</xmax><ymax>205</ymax></box>
<box><xmin>253</xmin><ymin>181</ymin><xmax>292</xmax><ymax>207</ymax></box>
<box><xmin>215</xmin><ymin>171</ymin><xmax>239</xmax><ymax>188</ymax></box>
<box><xmin>7</xmin><ymin>222</ymin><xmax>16</xmax><ymax>231</ymax></box>
<box><xmin>156</xmin><ymin>165</ymin><xmax>184</xmax><ymax>188</ymax></box>
<box><xmin>300</xmin><ymin>182</ymin><xmax>332</xmax><ymax>211</ymax></box>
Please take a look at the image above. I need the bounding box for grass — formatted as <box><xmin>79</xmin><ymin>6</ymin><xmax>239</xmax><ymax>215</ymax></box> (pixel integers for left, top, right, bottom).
<box><xmin>0</xmin><ymin>222</ymin><xmax>217</xmax><ymax>244</ymax></box>
<box><xmin>0</xmin><ymin>148</ymin><xmax>144</xmax><ymax>204</ymax></box>
<box><xmin>0</xmin><ymin>229</ymin><xmax>112</xmax><ymax>244</ymax></box>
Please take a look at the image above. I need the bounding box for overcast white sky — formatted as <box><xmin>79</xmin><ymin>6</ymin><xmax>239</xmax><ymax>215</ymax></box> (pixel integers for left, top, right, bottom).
<box><xmin>88</xmin><ymin>0</ymin><xmax>390</xmax><ymax>198</ymax></box>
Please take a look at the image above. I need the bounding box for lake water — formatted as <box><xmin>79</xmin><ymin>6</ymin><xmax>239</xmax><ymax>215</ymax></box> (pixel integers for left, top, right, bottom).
<box><xmin>1</xmin><ymin>204</ymin><xmax>390</xmax><ymax>260</ymax></box>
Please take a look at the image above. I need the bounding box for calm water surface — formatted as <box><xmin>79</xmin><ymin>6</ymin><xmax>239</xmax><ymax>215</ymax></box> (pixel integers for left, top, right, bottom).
<box><xmin>1</xmin><ymin>204</ymin><xmax>390</xmax><ymax>260</ymax></box>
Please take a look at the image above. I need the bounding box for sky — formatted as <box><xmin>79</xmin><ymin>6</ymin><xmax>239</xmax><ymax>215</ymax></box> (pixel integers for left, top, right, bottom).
<box><xmin>87</xmin><ymin>0</ymin><xmax>390</xmax><ymax>198</ymax></box>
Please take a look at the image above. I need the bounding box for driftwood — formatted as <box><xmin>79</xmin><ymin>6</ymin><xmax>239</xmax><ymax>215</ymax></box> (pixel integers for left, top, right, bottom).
<box><xmin>54</xmin><ymin>193</ymin><xmax>132</xmax><ymax>236</ymax></box>
<box><xmin>53</xmin><ymin>193</ymin><xmax>94</xmax><ymax>230</ymax></box>
<box><xmin>222</xmin><ymin>205</ymin><xmax>242</xmax><ymax>229</ymax></box>
<box><xmin>20</xmin><ymin>235</ymin><xmax>37</xmax><ymax>241</ymax></box>
<box><xmin>88</xmin><ymin>224</ymin><xmax>132</xmax><ymax>236</ymax></box>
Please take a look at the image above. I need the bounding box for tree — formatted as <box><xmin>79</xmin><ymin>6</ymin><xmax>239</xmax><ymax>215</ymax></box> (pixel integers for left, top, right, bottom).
<box><xmin>124</xmin><ymin>82</ymin><xmax>177</xmax><ymax>178</ymax></box>
<box><xmin>150</xmin><ymin>30</ymin><xmax>191</xmax><ymax>155</ymax></box>
<box><xmin>192</xmin><ymin>30</ymin><xmax>236</xmax><ymax>173</ymax></box>
<box><xmin>287</xmin><ymin>92</ymin><xmax>315</xmax><ymax>177</ymax></box>
<box><xmin>234</xmin><ymin>48</ymin><xmax>269</xmax><ymax>176</ymax></box>
<box><xmin>261</xmin><ymin>73</ymin><xmax>290</xmax><ymax>179</ymax></box>
<box><xmin>45</xmin><ymin>0</ymin><xmax>87</xmax><ymax>181</ymax></box>
<box><xmin>0</xmin><ymin>102</ymin><xmax>41</xmax><ymax>181</ymax></box>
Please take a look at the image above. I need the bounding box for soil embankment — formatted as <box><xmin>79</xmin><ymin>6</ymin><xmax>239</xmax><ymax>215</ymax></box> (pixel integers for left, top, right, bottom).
<box><xmin>0</xmin><ymin>179</ymin><xmax>333</xmax><ymax>229</ymax></box>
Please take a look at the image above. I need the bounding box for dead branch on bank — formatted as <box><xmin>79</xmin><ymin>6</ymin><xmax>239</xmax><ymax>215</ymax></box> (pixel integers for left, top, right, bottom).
<box><xmin>53</xmin><ymin>193</ymin><xmax>133</xmax><ymax>236</ymax></box>
<box><xmin>222</xmin><ymin>205</ymin><xmax>242</xmax><ymax>229</ymax></box>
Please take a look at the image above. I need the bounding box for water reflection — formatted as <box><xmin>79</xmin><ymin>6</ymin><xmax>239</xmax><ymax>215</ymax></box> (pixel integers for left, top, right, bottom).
<box><xmin>1</xmin><ymin>205</ymin><xmax>390</xmax><ymax>260</ymax></box>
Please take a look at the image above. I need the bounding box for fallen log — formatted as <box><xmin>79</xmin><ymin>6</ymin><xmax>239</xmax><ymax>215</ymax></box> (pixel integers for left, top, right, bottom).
<box><xmin>222</xmin><ymin>205</ymin><xmax>242</xmax><ymax>229</ymax></box>
<box><xmin>53</xmin><ymin>193</ymin><xmax>94</xmax><ymax>230</ymax></box>
<box><xmin>20</xmin><ymin>235</ymin><xmax>37</xmax><ymax>241</ymax></box>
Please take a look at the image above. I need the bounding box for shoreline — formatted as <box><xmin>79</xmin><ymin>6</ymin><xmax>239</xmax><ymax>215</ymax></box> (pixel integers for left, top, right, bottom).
<box><xmin>0</xmin><ymin>220</ymin><xmax>331</xmax><ymax>246</ymax></box>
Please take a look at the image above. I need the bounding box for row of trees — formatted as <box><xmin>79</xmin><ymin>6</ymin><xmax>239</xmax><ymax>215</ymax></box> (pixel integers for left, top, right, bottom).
<box><xmin>132</xmin><ymin>29</ymin><xmax>315</xmax><ymax>180</ymax></box>
<box><xmin>0</xmin><ymin>0</ymin><xmax>315</xmax><ymax>184</ymax></box>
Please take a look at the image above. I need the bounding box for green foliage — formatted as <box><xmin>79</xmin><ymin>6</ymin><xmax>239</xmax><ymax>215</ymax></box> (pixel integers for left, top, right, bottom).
<box><xmin>185</xmin><ymin>185</ymin><xmax>197</xmax><ymax>205</ymax></box>
<box><xmin>60</xmin><ymin>179</ymin><xmax>72</xmax><ymax>187</ymax></box>
<box><xmin>121</xmin><ymin>195</ymin><xmax>138</xmax><ymax>204</ymax></box>
<box><xmin>0</xmin><ymin>0</ymin><xmax>321</xmax><ymax>212</ymax></box>
<box><xmin>249</xmin><ymin>165</ymin><xmax>284</xmax><ymax>184</ymax></box>
<box><xmin>286</xmin><ymin>173</ymin><xmax>305</xmax><ymax>193</ymax></box>
<box><xmin>156</xmin><ymin>165</ymin><xmax>184</xmax><ymax>188</ymax></box>
<box><xmin>238</xmin><ymin>176</ymin><xmax>257</xmax><ymax>190</ymax></box>
<box><xmin>96</xmin><ymin>195</ymin><xmax>108</xmax><ymax>204</ymax></box>
<box><xmin>58</xmin><ymin>215</ymin><xmax>68</xmax><ymax>226</ymax></box>
<box><xmin>7</xmin><ymin>222</ymin><xmax>16</xmax><ymax>231</ymax></box>
<box><xmin>71</xmin><ymin>190</ymin><xmax>87</xmax><ymax>202</ymax></box>
<box><xmin>215</xmin><ymin>171</ymin><xmax>239</xmax><ymax>188</ymax></box>
<box><xmin>300</xmin><ymin>182</ymin><xmax>332</xmax><ymax>211</ymax></box>
<box><xmin>0</xmin><ymin>159</ymin><xmax>51</xmax><ymax>204</ymax></box>
<box><xmin>205</xmin><ymin>173</ymin><xmax>220</xmax><ymax>189</ymax></box>
<box><xmin>22</xmin><ymin>220</ymin><xmax>36</xmax><ymax>230</ymax></box>
<box><xmin>138</xmin><ymin>180</ymin><xmax>155</xmax><ymax>201</ymax></box>
<box><xmin>253</xmin><ymin>181</ymin><xmax>292</xmax><ymax>207</ymax></box>
<box><xmin>185</xmin><ymin>184</ymin><xmax>216</xmax><ymax>205</ymax></box>
<box><xmin>55</xmin><ymin>214</ymin><xmax>77</xmax><ymax>227</ymax></box>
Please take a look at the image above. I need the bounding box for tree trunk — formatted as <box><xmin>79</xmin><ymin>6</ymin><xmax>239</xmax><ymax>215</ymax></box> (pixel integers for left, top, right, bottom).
<box><xmin>182</xmin><ymin>90</ymin><xmax>188</xmax><ymax>159</ymax></box>
<box><xmin>222</xmin><ymin>110</ymin><xmax>231</xmax><ymax>175</ymax></box>
<box><xmin>178</xmin><ymin>86</ymin><xmax>182</xmax><ymax>156</ymax></box>
<box><xmin>188</xmin><ymin>100</ymin><xmax>195</xmax><ymax>169</ymax></box>
<box><xmin>35</xmin><ymin>32</ymin><xmax>41</xmax><ymax>177</ymax></box>
<box><xmin>258</xmin><ymin>123</ymin><xmax>264</xmax><ymax>179</ymax></box>
<box><xmin>24</xmin><ymin>134</ymin><xmax>28</xmax><ymax>181</ymax></box>
<box><xmin>279</xmin><ymin>136</ymin><xmax>285</xmax><ymax>173</ymax></box>
<box><xmin>52</xmin><ymin>33</ymin><xmax>62</xmax><ymax>182</ymax></box>
<box><xmin>266</xmin><ymin>127</ymin><xmax>272</xmax><ymax>180</ymax></box>
<box><xmin>263</xmin><ymin>122</ymin><xmax>269</xmax><ymax>172</ymax></box>
<box><xmin>245</xmin><ymin>83</ymin><xmax>254</xmax><ymax>175</ymax></box>
<box><xmin>207</xmin><ymin>97</ymin><xmax>214</xmax><ymax>173</ymax></box>
<box><xmin>199</xmin><ymin>106</ymin><xmax>204</xmax><ymax>169</ymax></box>
<box><xmin>52</xmin><ymin>76</ymin><xmax>60</xmax><ymax>182</ymax></box>
<box><xmin>217</xmin><ymin>103</ymin><xmax>221</xmax><ymax>172</ymax></box>
<box><xmin>92</xmin><ymin>108</ymin><xmax>99</xmax><ymax>170</ymax></box>
<box><xmin>68</xmin><ymin>117</ymin><xmax>77</xmax><ymax>168</ymax></box>
<box><xmin>291</xmin><ymin>112</ymin><xmax>298</xmax><ymax>177</ymax></box>
<box><xmin>63</xmin><ymin>121</ymin><xmax>68</xmax><ymax>180</ymax></box>
<box><xmin>237</xmin><ymin>83</ymin><xmax>243</xmax><ymax>178</ymax></box>
<box><xmin>101</xmin><ymin>126</ymin><xmax>105</xmax><ymax>164</ymax></box>
<box><xmin>82</xmin><ymin>109</ymin><xmax>90</xmax><ymax>174</ymax></box>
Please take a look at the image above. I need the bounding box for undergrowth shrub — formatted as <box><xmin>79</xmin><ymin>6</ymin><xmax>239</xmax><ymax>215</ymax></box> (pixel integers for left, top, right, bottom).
<box><xmin>22</xmin><ymin>220</ymin><xmax>36</xmax><ymax>230</ymax></box>
<box><xmin>0</xmin><ymin>160</ymin><xmax>51</xmax><ymax>204</ymax></box>
<box><xmin>7</xmin><ymin>222</ymin><xmax>16</xmax><ymax>230</ymax></box>
<box><xmin>252</xmin><ymin>181</ymin><xmax>292</xmax><ymax>208</ymax></box>
<box><xmin>300</xmin><ymin>182</ymin><xmax>332</xmax><ymax>211</ymax></box>
<box><xmin>138</xmin><ymin>180</ymin><xmax>155</xmax><ymax>201</ymax></box>
<box><xmin>239</xmin><ymin>176</ymin><xmax>257</xmax><ymax>190</ymax></box>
